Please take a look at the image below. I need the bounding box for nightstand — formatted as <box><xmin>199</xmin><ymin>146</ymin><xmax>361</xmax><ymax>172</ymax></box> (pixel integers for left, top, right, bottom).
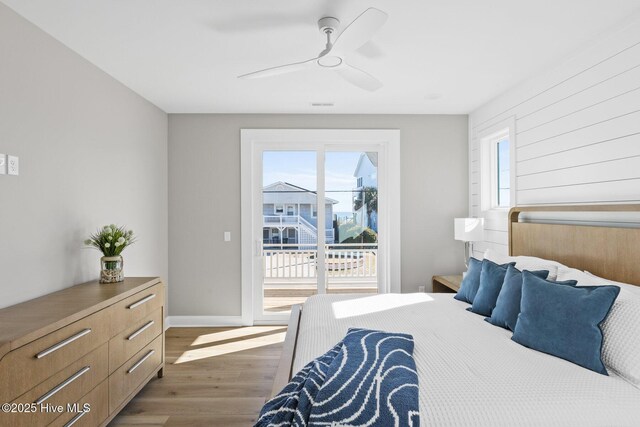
<box><xmin>432</xmin><ymin>275</ymin><xmax>463</xmax><ymax>293</ymax></box>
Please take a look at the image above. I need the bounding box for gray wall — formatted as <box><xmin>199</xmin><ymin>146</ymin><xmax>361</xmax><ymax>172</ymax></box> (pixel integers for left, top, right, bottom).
<box><xmin>0</xmin><ymin>4</ymin><xmax>168</xmax><ymax>308</ymax></box>
<box><xmin>169</xmin><ymin>114</ymin><xmax>468</xmax><ymax>317</ymax></box>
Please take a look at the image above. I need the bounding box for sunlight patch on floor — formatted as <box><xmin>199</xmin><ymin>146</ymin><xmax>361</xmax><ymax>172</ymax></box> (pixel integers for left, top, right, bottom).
<box><xmin>331</xmin><ymin>293</ymin><xmax>434</xmax><ymax>319</ymax></box>
<box><xmin>190</xmin><ymin>326</ymin><xmax>285</xmax><ymax>346</ymax></box>
<box><xmin>175</xmin><ymin>330</ymin><xmax>286</xmax><ymax>364</ymax></box>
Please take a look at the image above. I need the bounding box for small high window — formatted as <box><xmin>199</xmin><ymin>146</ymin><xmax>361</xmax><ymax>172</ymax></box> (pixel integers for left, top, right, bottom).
<box><xmin>496</xmin><ymin>138</ymin><xmax>510</xmax><ymax>208</ymax></box>
<box><xmin>480</xmin><ymin>128</ymin><xmax>512</xmax><ymax>211</ymax></box>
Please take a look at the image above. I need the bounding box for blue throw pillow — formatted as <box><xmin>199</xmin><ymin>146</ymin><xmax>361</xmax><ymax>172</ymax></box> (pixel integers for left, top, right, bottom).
<box><xmin>485</xmin><ymin>266</ymin><xmax>552</xmax><ymax>331</ymax></box>
<box><xmin>454</xmin><ymin>258</ymin><xmax>482</xmax><ymax>303</ymax></box>
<box><xmin>455</xmin><ymin>258</ymin><xmax>515</xmax><ymax>304</ymax></box>
<box><xmin>468</xmin><ymin>260</ymin><xmax>513</xmax><ymax>316</ymax></box>
<box><xmin>512</xmin><ymin>271</ymin><xmax>620</xmax><ymax>375</ymax></box>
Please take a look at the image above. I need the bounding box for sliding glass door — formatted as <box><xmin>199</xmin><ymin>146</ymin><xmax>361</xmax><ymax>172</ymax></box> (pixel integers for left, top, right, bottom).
<box><xmin>325</xmin><ymin>151</ymin><xmax>379</xmax><ymax>296</ymax></box>
<box><xmin>251</xmin><ymin>145</ymin><xmax>385</xmax><ymax>323</ymax></box>
<box><xmin>241</xmin><ymin>129</ymin><xmax>400</xmax><ymax>325</ymax></box>
<box><xmin>261</xmin><ymin>151</ymin><xmax>320</xmax><ymax>315</ymax></box>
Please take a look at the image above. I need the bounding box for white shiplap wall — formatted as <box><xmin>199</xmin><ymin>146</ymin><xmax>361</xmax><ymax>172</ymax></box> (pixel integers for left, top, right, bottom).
<box><xmin>468</xmin><ymin>16</ymin><xmax>640</xmax><ymax>258</ymax></box>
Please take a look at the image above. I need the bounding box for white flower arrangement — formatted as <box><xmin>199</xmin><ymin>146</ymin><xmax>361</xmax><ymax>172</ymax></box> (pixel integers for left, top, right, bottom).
<box><xmin>85</xmin><ymin>224</ymin><xmax>136</xmax><ymax>257</ymax></box>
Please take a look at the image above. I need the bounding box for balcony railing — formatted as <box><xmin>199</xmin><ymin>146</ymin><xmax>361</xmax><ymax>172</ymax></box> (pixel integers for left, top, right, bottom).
<box><xmin>264</xmin><ymin>215</ymin><xmax>302</xmax><ymax>226</ymax></box>
<box><xmin>263</xmin><ymin>215</ymin><xmax>334</xmax><ymax>243</ymax></box>
<box><xmin>262</xmin><ymin>243</ymin><xmax>377</xmax><ymax>282</ymax></box>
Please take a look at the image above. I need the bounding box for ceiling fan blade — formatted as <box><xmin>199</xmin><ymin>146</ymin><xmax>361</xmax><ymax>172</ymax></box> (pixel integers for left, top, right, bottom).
<box><xmin>238</xmin><ymin>58</ymin><xmax>317</xmax><ymax>79</ymax></box>
<box><xmin>356</xmin><ymin>40</ymin><xmax>384</xmax><ymax>59</ymax></box>
<box><xmin>336</xmin><ymin>63</ymin><xmax>383</xmax><ymax>92</ymax></box>
<box><xmin>332</xmin><ymin>8</ymin><xmax>388</xmax><ymax>54</ymax></box>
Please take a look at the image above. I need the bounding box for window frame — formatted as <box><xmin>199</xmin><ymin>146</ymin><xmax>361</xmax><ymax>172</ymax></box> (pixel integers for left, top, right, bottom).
<box><xmin>241</xmin><ymin>128</ymin><xmax>402</xmax><ymax>324</ymax></box>
<box><xmin>310</xmin><ymin>204</ymin><xmax>318</xmax><ymax>218</ymax></box>
<box><xmin>286</xmin><ymin>204</ymin><xmax>295</xmax><ymax>216</ymax></box>
<box><xmin>478</xmin><ymin>117</ymin><xmax>516</xmax><ymax>213</ymax></box>
<box><xmin>495</xmin><ymin>138</ymin><xmax>510</xmax><ymax>208</ymax></box>
<box><xmin>274</xmin><ymin>204</ymin><xmax>284</xmax><ymax>215</ymax></box>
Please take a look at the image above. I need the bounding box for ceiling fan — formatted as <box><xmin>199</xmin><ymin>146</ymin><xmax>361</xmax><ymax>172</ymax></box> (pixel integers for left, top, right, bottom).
<box><xmin>238</xmin><ymin>8</ymin><xmax>388</xmax><ymax>92</ymax></box>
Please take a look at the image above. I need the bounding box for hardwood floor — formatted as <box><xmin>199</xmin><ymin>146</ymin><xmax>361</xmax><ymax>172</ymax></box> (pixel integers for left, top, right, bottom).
<box><xmin>110</xmin><ymin>327</ymin><xmax>286</xmax><ymax>427</ymax></box>
<box><xmin>264</xmin><ymin>288</ymin><xmax>376</xmax><ymax>313</ymax></box>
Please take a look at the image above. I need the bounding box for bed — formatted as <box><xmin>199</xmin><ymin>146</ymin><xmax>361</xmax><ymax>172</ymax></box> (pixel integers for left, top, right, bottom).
<box><xmin>271</xmin><ymin>205</ymin><xmax>640</xmax><ymax>426</ymax></box>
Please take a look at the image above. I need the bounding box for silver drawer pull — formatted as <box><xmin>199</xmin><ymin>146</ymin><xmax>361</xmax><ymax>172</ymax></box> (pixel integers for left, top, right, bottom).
<box><xmin>127</xmin><ymin>349</ymin><xmax>155</xmax><ymax>374</ymax></box>
<box><xmin>64</xmin><ymin>410</ymin><xmax>87</xmax><ymax>427</ymax></box>
<box><xmin>35</xmin><ymin>366</ymin><xmax>91</xmax><ymax>405</ymax></box>
<box><xmin>128</xmin><ymin>293</ymin><xmax>156</xmax><ymax>309</ymax></box>
<box><xmin>35</xmin><ymin>328</ymin><xmax>92</xmax><ymax>359</ymax></box>
<box><xmin>127</xmin><ymin>320</ymin><xmax>155</xmax><ymax>341</ymax></box>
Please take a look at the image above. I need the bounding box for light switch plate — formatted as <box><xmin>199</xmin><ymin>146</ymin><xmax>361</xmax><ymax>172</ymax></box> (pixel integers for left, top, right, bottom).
<box><xmin>224</xmin><ymin>231</ymin><xmax>231</xmax><ymax>242</ymax></box>
<box><xmin>0</xmin><ymin>154</ymin><xmax>6</xmax><ymax>175</ymax></box>
<box><xmin>7</xmin><ymin>155</ymin><xmax>18</xmax><ymax>176</ymax></box>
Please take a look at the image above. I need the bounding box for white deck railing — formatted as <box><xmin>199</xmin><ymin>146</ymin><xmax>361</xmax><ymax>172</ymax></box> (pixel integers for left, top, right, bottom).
<box><xmin>264</xmin><ymin>215</ymin><xmax>300</xmax><ymax>226</ymax></box>
<box><xmin>263</xmin><ymin>215</ymin><xmax>334</xmax><ymax>243</ymax></box>
<box><xmin>262</xmin><ymin>243</ymin><xmax>377</xmax><ymax>283</ymax></box>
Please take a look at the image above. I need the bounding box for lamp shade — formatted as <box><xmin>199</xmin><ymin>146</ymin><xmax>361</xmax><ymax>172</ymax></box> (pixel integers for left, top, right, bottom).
<box><xmin>454</xmin><ymin>218</ymin><xmax>484</xmax><ymax>242</ymax></box>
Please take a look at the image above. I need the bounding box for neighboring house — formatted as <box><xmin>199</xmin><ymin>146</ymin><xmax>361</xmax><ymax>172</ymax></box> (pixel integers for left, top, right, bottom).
<box><xmin>263</xmin><ymin>182</ymin><xmax>338</xmax><ymax>245</ymax></box>
<box><xmin>353</xmin><ymin>153</ymin><xmax>378</xmax><ymax>232</ymax></box>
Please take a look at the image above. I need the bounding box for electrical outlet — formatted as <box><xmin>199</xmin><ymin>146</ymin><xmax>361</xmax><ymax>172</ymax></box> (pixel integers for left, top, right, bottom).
<box><xmin>0</xmin><ymin>154</ymin><xmax>6</xmax><ymax>175</ymax></box>
<box><xmin>7</xmin><ymin>155</ymin><xmax>18</xmax><ymax>176</ymax></box>
<box><xmin>418</xmin><ymin>285</ymin><xmax>426</xmax><ymax>293</ymax></box>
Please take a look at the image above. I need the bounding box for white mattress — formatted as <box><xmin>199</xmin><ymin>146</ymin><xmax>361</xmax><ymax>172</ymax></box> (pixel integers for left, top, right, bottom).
<box><xmin>293</xmin><ymin>293</ymin><xmax>640</xmax><ymax>426</ymax></box>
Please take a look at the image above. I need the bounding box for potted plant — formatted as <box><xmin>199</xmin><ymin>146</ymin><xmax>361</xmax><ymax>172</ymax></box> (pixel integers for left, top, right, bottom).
<box><xmin>85</xmin><ymin>225</ymin><xmax>136</xmax><ymax>283</ymax></box>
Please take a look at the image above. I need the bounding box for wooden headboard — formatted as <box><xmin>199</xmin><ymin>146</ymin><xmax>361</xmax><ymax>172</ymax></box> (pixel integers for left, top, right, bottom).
<box><xmin>509</xmin><ymin>205</ymin><xmax>640</xmax><ymax>286</ymax></box>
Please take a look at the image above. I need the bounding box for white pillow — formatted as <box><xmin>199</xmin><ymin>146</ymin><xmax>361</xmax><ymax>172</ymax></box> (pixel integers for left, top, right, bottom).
<box><xmin>601</xmin><ymin>288</ymin><xmax>640</xmax><ymax>387</ymax></box>
<box><xmin>557</xmin><ymin>269</ymin><xmax>640</xmax><ymax>294</ymax></box>
<box><xmin>483</xmin><ymin>249</ymin><xmax>559</xmax><ymax>280</ymax></box>
<box><xmin>584</xmin><ymin>271</ymin><xmax>640</xmax><ymax>296</ymax></box>
<box><xmin>556</xmin><ymin>268</ymin><xmax>640</xmax><ymax>387</ymax></box>
<box><xmin>555</xmin><ymin>267</ymin><xmax>587</xmax><ymax>282</ymax></box>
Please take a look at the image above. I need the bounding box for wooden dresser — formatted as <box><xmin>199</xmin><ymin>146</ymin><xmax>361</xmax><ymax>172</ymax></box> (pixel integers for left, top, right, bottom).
<box><xmin>0</xmin><ymin>277</ymin><xmax>165</xmax><ymax>427</ymax></box>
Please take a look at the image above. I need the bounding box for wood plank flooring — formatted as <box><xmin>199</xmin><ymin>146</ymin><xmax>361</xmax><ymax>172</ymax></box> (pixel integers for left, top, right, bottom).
<box><xmin>264</xmin><ymin>288</ymin><xmax>375</xmax><ymax>313</ymax></box>
<box><xmin>109</xmin><ymin>327</ymin><xmax>286</xmax><ymax>427</ymax></box>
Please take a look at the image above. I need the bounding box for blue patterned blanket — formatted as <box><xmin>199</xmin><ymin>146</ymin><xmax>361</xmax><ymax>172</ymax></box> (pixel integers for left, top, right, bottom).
<box><xmin>255</xmin><ymin>328</ymin><xmax>420</xmax><ymax>427</ymax></box>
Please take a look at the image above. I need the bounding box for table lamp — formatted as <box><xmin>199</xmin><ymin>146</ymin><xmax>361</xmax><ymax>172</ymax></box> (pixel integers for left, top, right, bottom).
<box><xmin>454</xmin><ymin>218</ymin><xmax>485</xmax><ymax>269</ymax></box>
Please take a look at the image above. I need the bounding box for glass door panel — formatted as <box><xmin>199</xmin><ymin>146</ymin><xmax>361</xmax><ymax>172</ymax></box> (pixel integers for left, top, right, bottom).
<box><xmin>325</xmin><ymin>152</ymin><xmax>379</xmax><ymax>295</ymax></box>
<box><xmin>261</xmin><ymin>151</ymin><xmax>318</xmax><ymax>316</ymax></box>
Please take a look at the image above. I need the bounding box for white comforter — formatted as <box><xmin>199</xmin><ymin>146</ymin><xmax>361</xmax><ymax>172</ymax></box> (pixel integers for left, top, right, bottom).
<box><xmin>293</xmin><ymin>293</ymin><xmax>640</xmax><ymax>426</ymax></box>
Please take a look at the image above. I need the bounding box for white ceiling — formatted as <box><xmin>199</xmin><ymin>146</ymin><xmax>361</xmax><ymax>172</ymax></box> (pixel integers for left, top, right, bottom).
<box><xmin>3</xmin><ymin>0</ymin><xmax>640</xmax><ymax>114</ymax></box>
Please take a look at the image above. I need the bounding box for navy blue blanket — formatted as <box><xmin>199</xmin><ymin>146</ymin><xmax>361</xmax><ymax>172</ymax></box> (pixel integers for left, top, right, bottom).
<box><xmin>255</xmin><ymin>328</ymin><xmax>420</xmax><ymax>426</ymax></box>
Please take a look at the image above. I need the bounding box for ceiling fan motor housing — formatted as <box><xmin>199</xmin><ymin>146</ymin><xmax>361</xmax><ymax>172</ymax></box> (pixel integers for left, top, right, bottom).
<box><xmin>318</xmin><ymin>17</ymin><xmax>340</xmax><ymax>34</ymax></box>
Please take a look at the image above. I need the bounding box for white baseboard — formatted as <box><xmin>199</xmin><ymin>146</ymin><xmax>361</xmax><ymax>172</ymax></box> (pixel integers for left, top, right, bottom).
<box><xmin>166</xmin><ymin>315</ymin><xmax>245</xmax><ymax>328</ymax></box>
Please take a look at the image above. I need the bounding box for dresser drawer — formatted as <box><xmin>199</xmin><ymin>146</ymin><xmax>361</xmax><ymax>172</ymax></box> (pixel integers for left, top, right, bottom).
<box><xmin>49</xmin><ymin>379</ymin><xmax>108</xmax><ymax>427</ymax></box>
<box><xmin>110</xmin><ymin>283</ymin><xmax>164</xmax><ymax>336</ymax></box>
<box><xmin>109</xmin><ymin>335</ymin><xmax>162</xmax><ymax>412</ymax></box>
<box><xmin>109</xmin><ymin>307</ymin><xmax>163</xmax><ymax>373</ymax></box>
<box><xmin>3</xmin><ymin>343</ymin><xmax>108</xmax><ymax>427</ymax></box>
<box><xmin>0</xmin><ymin>308</ymin><xmax>110</xmax><ymax>402</ymax></box>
